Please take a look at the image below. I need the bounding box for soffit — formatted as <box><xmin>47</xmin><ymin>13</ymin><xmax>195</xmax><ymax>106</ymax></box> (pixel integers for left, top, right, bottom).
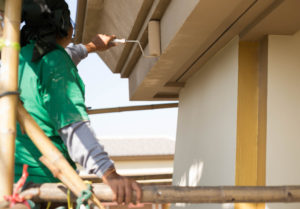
<box><xmin>78</xmin><ymin>0</ymin><xmax>153</xmax><ymax>73</ymax></box>
<box><xmin>0</xmin><ymin>0</ymin><xmax>4</xmax><ymax>11</ymax></box>
<box><xmin>128</xmin><ymin>0</ymin><xmax>300</xmax><ymax>100</ymax></box>
<box><xmin>128</xmin><ymin>0</ymin><xmax>258</xmax><ymax>100</ymax></box>
<box><xmin>78</xmin><ymin>0</ymin><xmax>300</xmax><ymax>100</ymax></box>
<box><xmin>241</xmin><ymin>0</ymin><xmax>300</xmax><ymax>40</ymax></box>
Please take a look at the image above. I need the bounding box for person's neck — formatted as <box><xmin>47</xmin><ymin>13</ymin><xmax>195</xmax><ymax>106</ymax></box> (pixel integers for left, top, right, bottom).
<box><xmin>56</xmin><ymin>38</ymin><xmax>69</xmax><ymax>48</ymax></box>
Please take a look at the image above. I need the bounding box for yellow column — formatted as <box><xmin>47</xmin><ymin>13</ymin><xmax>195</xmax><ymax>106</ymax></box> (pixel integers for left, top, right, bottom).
<box><xmin>235</xmin><ymin>39</ymin><xmax>268</xmax><ymax>209</ymax></box>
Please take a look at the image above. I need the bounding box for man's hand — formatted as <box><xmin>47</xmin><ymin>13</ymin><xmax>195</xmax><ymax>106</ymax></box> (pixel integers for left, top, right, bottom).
<box><xmin>102</xmin><ymin>167</ymin><xmax>142</xmax><ymax>205</ymax></box>
<box><xmin>85</xmin><ymin>34</ymin><xmax>116</xmax><ymax>53</ymax></box>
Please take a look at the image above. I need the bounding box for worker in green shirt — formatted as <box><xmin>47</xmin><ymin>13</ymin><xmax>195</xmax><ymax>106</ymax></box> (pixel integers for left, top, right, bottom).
<box><xmin>16</xmin><ymin>0</ymin><xmax>141</xmax><ymax>205</ymax></box>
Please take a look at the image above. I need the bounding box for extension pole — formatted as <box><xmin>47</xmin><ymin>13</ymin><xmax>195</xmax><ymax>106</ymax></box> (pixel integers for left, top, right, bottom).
<box><xmin>16</xmin><ymin>102</ymin><xmax>104</xmax><ymax>208</ymax></box>
<box><xmin>0</xmin><ymin>0</ymin><xmax>22</xmax><ymax>201</ymax></box>
<box><xmin>20</xmin><ymin>184</ymin><xmax>300</xmax><ymax>203</ymax></box>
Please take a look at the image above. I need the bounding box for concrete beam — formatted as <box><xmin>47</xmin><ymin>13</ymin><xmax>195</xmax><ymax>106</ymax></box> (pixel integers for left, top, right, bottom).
<box><xmin>81</xmin><ymin>0</ymin><xmax>149</xmax><ymax>72</ymax></box>
<box><xmin>74</xmin><ymin>0</ymin><xmax>87</xmax><ymax>44</ymax></box>
<box><xmin>120</xmin><ymin>0</ymin><xmax>171</xmax><ymax>78</ymax></box>
<box><xmin>128</xmin><ymin>0</ymin><xmax>257</xmax><ymax>100</ymax></box>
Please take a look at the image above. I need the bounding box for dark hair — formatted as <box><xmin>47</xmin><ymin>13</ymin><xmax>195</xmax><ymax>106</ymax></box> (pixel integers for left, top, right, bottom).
<box><xmin>21</xmin><ymin>0</ymin><xmax>71</xmax><ymax>61</ymax></box>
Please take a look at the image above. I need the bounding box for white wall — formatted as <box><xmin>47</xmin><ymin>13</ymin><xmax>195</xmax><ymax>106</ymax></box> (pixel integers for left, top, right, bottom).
<box><xmin>115</xmin><ymin>160</ymin><xmax>173</xmax><ymax>176</ymax></box>
<box><xmin>266</xmin><ymin>31</ymin><xmax>300</xmax><ymax>209</ymax></box>
<box><xmin>171</xmin><ymin>37</ymin><xmax>239</xmax><ymax>209</ymax></box>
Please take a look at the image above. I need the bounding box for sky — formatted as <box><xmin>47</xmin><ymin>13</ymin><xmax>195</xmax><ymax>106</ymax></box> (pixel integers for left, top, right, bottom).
<box><xmin>66</xmin><ymin>1</ymin><xmax>178</xmax><ymax>139</ymax></box>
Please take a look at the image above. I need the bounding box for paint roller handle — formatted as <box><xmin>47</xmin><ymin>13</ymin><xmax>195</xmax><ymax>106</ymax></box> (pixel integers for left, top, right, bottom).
<box><xmin>111</xmin><ymin>38</ymin><xmax>126</xmax><ymax>44</ymax></box>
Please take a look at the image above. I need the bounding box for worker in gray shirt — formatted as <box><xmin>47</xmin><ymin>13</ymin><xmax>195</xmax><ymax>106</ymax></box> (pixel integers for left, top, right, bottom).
<box><xmin>62</xmin><ymin>34</ymin><xmax>142</xmax><ymax>205</ymax></box>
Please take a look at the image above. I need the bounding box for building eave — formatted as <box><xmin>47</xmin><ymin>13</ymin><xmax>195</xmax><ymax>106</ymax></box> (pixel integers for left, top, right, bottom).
<box><xmin>77</xmin><ymin>0</ymin><xmax>300</xmax><ymax>101</ymax></box>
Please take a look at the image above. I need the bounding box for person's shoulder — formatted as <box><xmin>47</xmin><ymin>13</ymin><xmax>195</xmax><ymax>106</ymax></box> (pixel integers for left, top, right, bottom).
<box><xmin>42</xmin><ymin>46</ymin><xmax>75</xmax><ymax>72</ymax></box>
<box><xmin>44</xmin><ymin>47</ymin><xmax>70</xmax><ymax>65</ymax></box>
<box><xmin>40</xmin><ymin>46</ymin><xmax>77</xmax><ymax>79</ymax></box>
<box><xmin>20</xmin><ymin>43</ymin><xmax>35</xmax><ymax>61</ymax></box>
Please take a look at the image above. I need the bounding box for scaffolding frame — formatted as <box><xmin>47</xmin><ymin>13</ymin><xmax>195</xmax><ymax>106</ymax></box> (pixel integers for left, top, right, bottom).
<box><xmin>1</xmin><ymin>1</ymin><xmax>300</xmax><ymax>209</ymax></box>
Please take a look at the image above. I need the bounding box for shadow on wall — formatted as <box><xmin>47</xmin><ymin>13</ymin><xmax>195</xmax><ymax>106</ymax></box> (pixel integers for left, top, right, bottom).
<box><xmin>175</xmin><ymin>160</ymin><xmax>204</xmax><ymax>187</ymax></box>
<box><xmin>172</xmin><ymin>160</ymin><xmax>235</xmax><ymax>209</ymax></box>
<box><xmin>174</xmin><ymin>160</ymin><xmax>204</xmax><ymax>208</ymax></box>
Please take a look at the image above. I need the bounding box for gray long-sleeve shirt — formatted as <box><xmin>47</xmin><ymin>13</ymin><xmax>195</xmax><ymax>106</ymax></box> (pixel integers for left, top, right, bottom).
<box><xmin>65</xmin><ymin>44</ymin><xmax>88</xmax><ymax>66</ymax></box>
<box><xmin>59</xmin><ymin>121</ymin><xmax>114</xmax><ymax>177</ymax></box>
<box><xmin>60</xmin><ymin>44</ymin><xmax>114</xmax><ymax>178</ymax></box>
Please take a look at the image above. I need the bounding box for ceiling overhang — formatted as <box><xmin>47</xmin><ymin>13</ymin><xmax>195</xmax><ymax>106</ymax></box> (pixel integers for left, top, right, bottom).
<box><xmin>76</xmin><ymin>0</ymin><xmax>300</xmax><ymax>101</ymax></box>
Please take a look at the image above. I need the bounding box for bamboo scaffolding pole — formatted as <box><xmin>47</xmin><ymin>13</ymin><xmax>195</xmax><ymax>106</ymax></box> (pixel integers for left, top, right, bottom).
<box><xmin>0</xmin><ymin>202</ymin><xmax>27</xmax><ymax>209</ymax></box>
<box><xmin>0</xmin><ymin>201</ymin><xmax>8</xmax><ymax>208</ymax></box>
<box><xmin>9</xmin><ymin>204</ymin><xmax>28</xmax><ymax>209</ymax></box>
<box><xmin>16</xmin><ymin>102</ymin><xmax>104</xmax><ymax>209</ymax></box>
<box><xmin>87</xmin><ymin>103</ymin><xmax>178</xmax><ymax>115</ymax></box>
<box><xmin>18</xmin><ymin>184</ymin><xmax>300</xmax><ymax>203</ymax></box>
<box><xmin>0</xmin><ymin>0</ymin><xmax>22</xmax><ymax>201</ymax></box>
<box><xmin>80</xmin><ymin>173</ymin><xmax>173</xmax><ymax>182</ymax></box>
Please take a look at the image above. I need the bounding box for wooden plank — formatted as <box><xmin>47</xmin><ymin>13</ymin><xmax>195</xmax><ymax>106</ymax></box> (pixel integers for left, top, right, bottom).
<box><xmin>87</xmin><ymin>103</ymin><xmax>178</xmax><ymax>115</ymax></box>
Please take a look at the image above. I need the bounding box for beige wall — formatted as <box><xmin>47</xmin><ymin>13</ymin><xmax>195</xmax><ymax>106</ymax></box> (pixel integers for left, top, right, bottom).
<box><xmin>171</xmin><ymin>37</ymin><xmax>239</xmax><ymax>209</ymax></box>
<box><xmin>266</xmin><ymin>31</ymin><xmax>300</xmax><ymax>209</ymax></box>
<box><xmin>160</xmin><ymin>0</ymin><xmax>199</xmax><ymax>50</ymax></box>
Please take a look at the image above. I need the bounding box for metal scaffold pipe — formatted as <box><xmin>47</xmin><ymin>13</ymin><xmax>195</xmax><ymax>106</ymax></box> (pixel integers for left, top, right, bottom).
<box><xmin>19</xmin><ymin>184</ymin><xmax>300</xmax><ymax>203</ymax></box>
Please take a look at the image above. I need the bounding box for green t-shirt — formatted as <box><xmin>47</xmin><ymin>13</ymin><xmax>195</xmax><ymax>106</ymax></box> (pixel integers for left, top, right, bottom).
<box><xmin>15</xmin><ymin>43</ymin><xmax>89</xmax><ymax>183</ymax></box>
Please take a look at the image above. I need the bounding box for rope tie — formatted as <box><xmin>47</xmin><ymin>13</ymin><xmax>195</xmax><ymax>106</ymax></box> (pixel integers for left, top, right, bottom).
<box><xmin>76</xmin><ymin>184</ymin><xmax>92</xmax><ymax>209</ymax></box>
<box><xmin>4</xmin><ymin>164</ymin><xmax>31</xmax><ymax>208</ymax></box>
<box><xmin>46</xmin><ymin>201</ymin><xmax>52</xmax><ymax>209</ymax></box>
<box><xmin>67</xmin><ymin>187</ymin><xmax>73</xmax><ymax>209</ymax></box>
<box><xmin>0</xmin><ymin>38</ymin><xmax>21</xmax><ymax>51</ymax></box>
<box><xmin>0</xmin><ymin>91</ymin><xmax>20</xmax><ymax>99</ymax></box>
